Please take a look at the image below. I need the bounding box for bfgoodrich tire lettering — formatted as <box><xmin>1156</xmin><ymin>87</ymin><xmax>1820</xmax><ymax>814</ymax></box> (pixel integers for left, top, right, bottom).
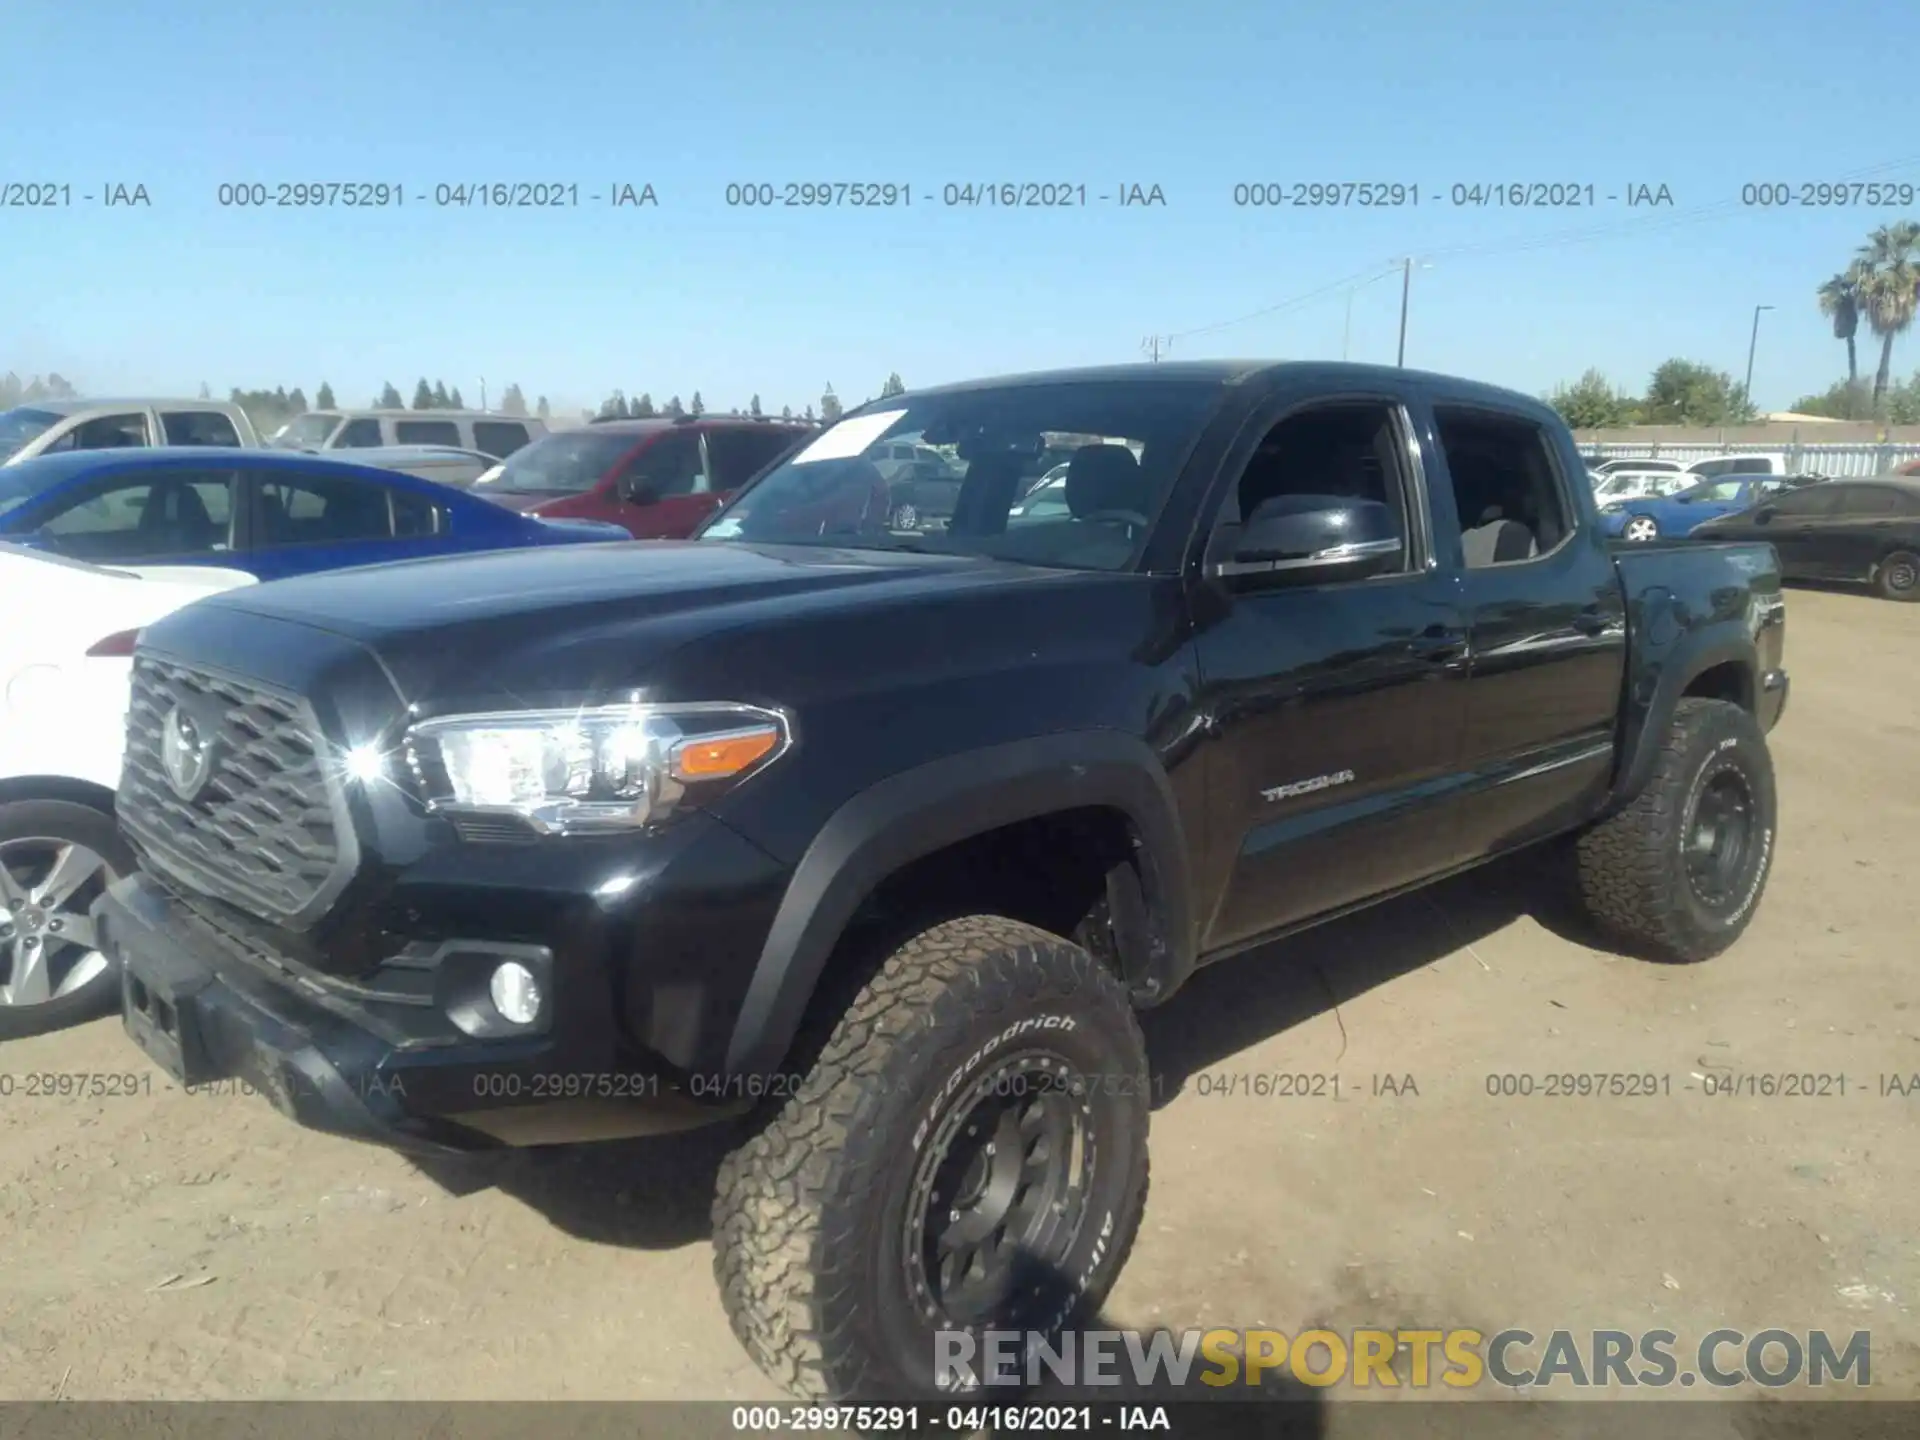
<box><xmin>711</xmin><ymin>914</ymin><xmax>1151</xmax><ymax>1402</ymax></box>
<box><xmin>1574</xmin><ymin>698</ymin><xmax>1776</xmax><ymax>963</ymax></box>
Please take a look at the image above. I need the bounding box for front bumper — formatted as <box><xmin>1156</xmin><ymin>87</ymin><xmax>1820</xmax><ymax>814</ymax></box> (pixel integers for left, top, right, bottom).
<box><xmin>98</xmin><ymin>873</ymin><xmax>743</xmax><ymax>1155</ymax></box>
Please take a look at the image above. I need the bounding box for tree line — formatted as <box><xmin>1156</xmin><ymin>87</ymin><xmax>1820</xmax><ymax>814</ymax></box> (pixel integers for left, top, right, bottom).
<box><xmin>591</xmin><ymin>373</ymin><xmax>904</xmax><ymax>426</ymax></box>
<box><xmin>1549</xmin><ymin>219</ymin><xmax>1920</xmax><ymax>429</ymax></box>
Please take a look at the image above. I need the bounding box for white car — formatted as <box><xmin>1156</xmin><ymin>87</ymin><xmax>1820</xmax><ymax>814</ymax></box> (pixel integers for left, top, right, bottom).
<box><xmin>1593</xmin><ymin>469</ymin><xmax>1694</xmax><ymax>509</ymax></box>
<box><xmin>0</xmin><ymin>544</ymin><xmax>255</xmax><ymax>1036</ymax></box>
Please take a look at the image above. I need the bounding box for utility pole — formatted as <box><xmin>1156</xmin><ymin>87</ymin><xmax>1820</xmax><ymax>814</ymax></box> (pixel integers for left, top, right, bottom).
<box><xmin>1743</xmin><ymin>305</ymin><xmax>1773</xmax><ymax>415</ymax></box>
<box><xmin>479</xmin><ymin>376</ymin><xmax>488</xmax><ymax>412</ymax></box>
<box><xmin>1396</xmin><ymin>257</ymin><xmax>1413</xmax><ymax>367</ymax></box>
<box><xmin>1142</xmin><ymin>335</ymin><xmax>1170</xmax><ymax>363</ymax></box>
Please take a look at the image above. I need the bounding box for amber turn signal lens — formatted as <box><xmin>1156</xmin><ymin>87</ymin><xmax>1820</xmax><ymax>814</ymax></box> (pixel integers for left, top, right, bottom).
<box><xmin>671</xmin><ymin>727</ymin><xmax>782</xmax><ymax>780</ymax></box>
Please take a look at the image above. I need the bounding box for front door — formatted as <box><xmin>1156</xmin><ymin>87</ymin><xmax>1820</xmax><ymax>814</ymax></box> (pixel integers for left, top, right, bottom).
<box><xmin>1190</xmin><ymin>394</ymin><xmax>1470</xmax><ymax>952</ymax></box>
<box><xmin>608</xmin><ymin>430</ymin><xmax>714</xmax><ymax>538</ymax></box>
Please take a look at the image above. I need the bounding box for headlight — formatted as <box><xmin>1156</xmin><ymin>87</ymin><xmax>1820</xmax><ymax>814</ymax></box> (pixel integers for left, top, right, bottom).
<box><xmin>404</xmin><ymin>701</ymin><xmax>790</xmax><ymax>834</ymax></box>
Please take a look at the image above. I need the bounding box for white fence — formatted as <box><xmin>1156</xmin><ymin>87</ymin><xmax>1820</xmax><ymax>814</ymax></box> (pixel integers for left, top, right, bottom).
<box><xmin>1581</xmin><ymin>441</ymin><xmax>1920</xmax><ymax>478</ymax></box>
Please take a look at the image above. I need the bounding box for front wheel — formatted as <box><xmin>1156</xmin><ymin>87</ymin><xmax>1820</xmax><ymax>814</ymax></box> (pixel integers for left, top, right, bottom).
<box><xmin>1874</xmin><ymin>548</ymin><xmax>1920</xmax><ymax>601</ymax></box>
<box><xmin>1621</xmin><ymin>514</ymin><xmax>1660</xmax><ymax>542</ymax></box>
<box><xmin>712</xmin><ymin>915</ymin><xmax>1152</xmax><ymax>1402</ymax></box>
<box><xmin>1573</xmin><ymin>698</ymin><xmax>1776</xmax><ymax>964</ymax></box>
<box><xmin>889</xmin><ymin>501</ymin><xmax>919</xmax><ymax>531</ymax></box>
<box><xmin>0</xmin><ymin>799</ymin><xmax>133</xmax><ymax>1039</ymax></box>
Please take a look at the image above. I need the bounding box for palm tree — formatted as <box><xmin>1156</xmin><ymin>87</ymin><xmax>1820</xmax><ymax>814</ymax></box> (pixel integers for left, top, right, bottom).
<box><xmin>1853</xmin><ymin>221</ymin><xmax>1920</xmax><ymax>406</ymax></box>
<box><xmin>1816</xmin><ymin>267</ymin><xmax>1862</xmax><ymax>387</ymax></box>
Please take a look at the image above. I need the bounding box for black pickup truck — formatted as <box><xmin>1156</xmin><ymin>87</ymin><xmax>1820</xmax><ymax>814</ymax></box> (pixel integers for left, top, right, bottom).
<box><xmin>95</xmin><ymin>361</ymin><xmax>1788</xmax><ymax>1401</ymax></box>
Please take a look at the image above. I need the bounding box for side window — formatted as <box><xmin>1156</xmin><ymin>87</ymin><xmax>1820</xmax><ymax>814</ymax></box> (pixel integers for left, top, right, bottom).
<box><xmin>1837</xmin><ymin>486</ymin><xmax>1903</xmax><ymax>518</ymax></box>
<box><xmin>706</xmin><ymin>428</ymin><xmax>799</xmax><ymax>490</ymax></box>
<box><xmin>391</xmin><ymin>488</ymin><xmax>449</xmax><ymax>537</ymax></box>
<box><xmin>1208</xmin><ymin>401</ymin><xmax>1414</xmax><ymax>576</ymax></box>
<box><xmin>68</xmin><ymin>413</ymin><xmax>152</xmax><ymax>451</ymax></box>
<box><xmin>161</xmin><ymin>411</ymin><xmax>242</xmax><ymax>447</ymax></box>
<box><xmin>1773</xmin><ymin>487</ymin><xmax>1840</xmax><ymax>518</ymax></box>
<box><xmin>35</xmin><ymin>472</ymin><xmax>234</xmax><ymax>561</ymax></box>
<box><xmin>1731</xmin><ymin>457</ymin><xmax>1772</xmax><ymax>475</ymax></box>
<box><xmin>336</xmin><ymin>418</ymin><xmax>383</xmax><ymax>447</ymax></box>
<box><xmin>472</xmin><ymin>421</ymin><xmax>531</xmax><ymax>457</ymax></box>
<box><xmin>1689</xmin><ymin>459</ymin><xmax>1732</xmax><ymax>479</ymax></box>
<box><xmin>1430</xmin><ymin>407</ymin><xmax>1572</xmax><ymax>568</ymax></box>
<box><xmin>623</xmin><ymin>431</ymin><xmax>706</xmax><ymax>497</ymax></box>
<box><xmin>394</xmin><ymin>419</ymin><xmax>462</xmax><ymax>447</ymax></box>
<box><xmin>256</xmin><ymin>472</ymin><xmax>397</xmax><ymax>546</ymax></box>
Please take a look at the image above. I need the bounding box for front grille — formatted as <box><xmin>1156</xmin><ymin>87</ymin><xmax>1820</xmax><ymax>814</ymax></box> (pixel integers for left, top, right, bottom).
<box><xmin>120</xmin><ymin>655</ymin><xmax>352</xmax><ymax>926</ymax></box>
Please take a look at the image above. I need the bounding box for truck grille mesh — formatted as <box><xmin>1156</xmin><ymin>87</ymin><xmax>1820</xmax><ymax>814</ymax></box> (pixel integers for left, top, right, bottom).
<box><xmin>118</xmin><ymin>656</ymin><xmax>346</xmax><ymax>924</ymax></box>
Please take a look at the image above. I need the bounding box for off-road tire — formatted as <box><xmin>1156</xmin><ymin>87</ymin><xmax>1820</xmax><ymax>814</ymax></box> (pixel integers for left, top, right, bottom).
<box><xmin>712</xmin><ymin>914</ymin><xmax>1152</xmax><ymax>1402</ymax></box>
<box><xmin>1874</xmin><ymin>548</ymin><xmax>1920</xmax><ymax>601</ymax></box>
<box><xmin>0</xmin><ymin>798</ymin><xmax>133</xmax><ymax>1040</ymax></box>
<box><xmin>1574</xmin><ymin>698</ymin><xmax>1776</xmax><ymax>963</ymax></box>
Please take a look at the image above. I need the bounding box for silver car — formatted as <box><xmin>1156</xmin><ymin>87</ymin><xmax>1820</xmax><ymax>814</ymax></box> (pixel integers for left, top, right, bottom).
<box><xmin>0</xmin><ymin>397</ymin><xmax>259</xmax><ymax>465</ymax></box>
<box><xmin>269</xmin><ymin>408</ymin><xmax>547</xmax><ymax>459</ymax></box>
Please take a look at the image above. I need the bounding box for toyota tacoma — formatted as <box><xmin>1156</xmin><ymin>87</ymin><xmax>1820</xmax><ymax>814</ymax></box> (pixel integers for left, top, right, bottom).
<box><xmin>95</xmin><ymin>361</ymin><xmax>1789</xmax><ymax>1401</ymax></box>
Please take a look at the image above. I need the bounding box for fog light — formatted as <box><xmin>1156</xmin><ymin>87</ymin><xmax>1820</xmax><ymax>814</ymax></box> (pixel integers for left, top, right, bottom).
<box><xmin>489</xmin><ymin>962</ymin><xmax>542</xmax><ymax>1025</ymax></box>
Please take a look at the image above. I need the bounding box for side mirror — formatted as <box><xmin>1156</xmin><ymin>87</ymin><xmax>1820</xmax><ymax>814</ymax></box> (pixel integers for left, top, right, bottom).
<box><xmin>1752</xmin><ymin>505</ymin><xmax>1776</xmax><ymax>525</ymax></box>
<box><xmin>621</xmin><ymin>476</ymin><xmax>661</xmax><ymax>506</ymax></box>
<box><xmin>1213</xmin><ymin>494</ymin><xmax>1402</xmax><ymax>588</ymax></box>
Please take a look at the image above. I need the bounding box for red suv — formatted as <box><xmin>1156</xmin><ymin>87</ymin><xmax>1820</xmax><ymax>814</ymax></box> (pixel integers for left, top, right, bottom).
<box><xmin>470</xmin><ymin>416</ymin><xmax>816</xmax><ymax>538</ymax></box>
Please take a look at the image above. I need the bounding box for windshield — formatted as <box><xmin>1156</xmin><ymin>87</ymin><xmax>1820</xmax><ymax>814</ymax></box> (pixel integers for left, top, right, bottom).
<box><xmin>695</xmin><ymin>381</ymin><xmax>1220</xmax><ymax>570</ymax></box>
<box><xmin>478</xmin><ymin>429</ymin><xmax>639</xmax><ymax>494</ymax></box>
<box><xmin>0</xmin><ymin>407</ymin><xmax>61</xmax><ymax>463</ymax></box>
<box><xmin>269</xmin><ymin>413</ymin><xmax>343</xmax><ymax>449</ymax></box>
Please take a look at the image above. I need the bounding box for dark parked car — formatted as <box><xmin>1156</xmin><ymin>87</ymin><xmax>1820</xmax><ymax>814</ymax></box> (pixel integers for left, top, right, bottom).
<box><xmin>884</xmin><ymin>457</ymin><xmax>963</xmax><ymax>530</ymax></box>
<box><xmin>1692</xmin><ymin>474</ymin><xmax>1920</xmax><ymax>600</ymax></box>
<box><xmin>99</xmin><ymin>361</ymin><xmax>1788</xmax><ymax>1403</ymax></box>
<box><xmin>471</xmin><ymin>416</ymin><xmax>816</xmax><ymax>539</ymax></box>
<box><xmin>0</xmin><ymin>448</ymin><xmax>627</xmax><ymax>581</ymax></box>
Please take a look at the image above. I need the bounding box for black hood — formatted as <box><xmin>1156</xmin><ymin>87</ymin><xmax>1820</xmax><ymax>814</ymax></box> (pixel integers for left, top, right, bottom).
<box><xmin>169</xmin><ymin>540</ymin><xmax>1085</xmax><ymax>714</ymax></box>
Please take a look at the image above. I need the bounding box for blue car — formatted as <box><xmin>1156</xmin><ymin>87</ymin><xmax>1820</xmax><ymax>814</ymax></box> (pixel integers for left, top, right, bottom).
<box><xmin>0</xmin><ymin>447</ymin><xmax>628</xmax><ymax>579</ymax></box>
<box><xmin>1599</xmin><ymin>476</ymin><xmax>1790</xmax><ymax>544</ymax></box>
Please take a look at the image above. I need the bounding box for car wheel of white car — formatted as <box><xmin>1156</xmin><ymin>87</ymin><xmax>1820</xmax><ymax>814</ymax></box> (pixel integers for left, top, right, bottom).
<box><xmin>890</xmin><ymin>502</ymin><xmax>919</xmax><ymax>531</ymax></box>
<box><xmin>0</xmin><ymin>800</ymin><xmax>133</xmax><ymax>1039</ymax></box>
<box><xmin>1622</xmin><ymin>515</ymin><xmax>1660</xmax><ymax>542</ymax></box>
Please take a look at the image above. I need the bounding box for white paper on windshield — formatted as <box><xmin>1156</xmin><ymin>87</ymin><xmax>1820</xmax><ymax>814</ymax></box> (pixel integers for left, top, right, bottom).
<box><xmin>789</xmin><ymin>409</ymin><xmax>907</xmax><ymax>464</ymax></box>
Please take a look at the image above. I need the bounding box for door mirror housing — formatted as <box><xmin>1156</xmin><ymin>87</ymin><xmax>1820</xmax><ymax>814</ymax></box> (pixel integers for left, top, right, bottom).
<box><xmin>620</xmin><ymin>476</ymin><xmax>661</xmax><ymax>506</ymax></box>
<box><xmin>1213</xmin><ymin>494</ymin><xmax>1402</xmax><ymax>588</ymax></box>
<box><xmin>1752</xmin><ymin>504</ymin><xmax>1776</xmax><ymax>525</ymax></box>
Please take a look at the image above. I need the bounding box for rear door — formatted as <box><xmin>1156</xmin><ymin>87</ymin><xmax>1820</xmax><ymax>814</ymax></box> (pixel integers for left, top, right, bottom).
<box><xmin>1748</xmin><ymin>484</ymin><xmax>1844</xmax><ymax>576</ymax></box>
<box><xmin>1416</xmin><ymin>394</ymin><xmax>1628</xmax><ymax>860</ymax></box>
<box><xmin>244</xmin><ymin>465</ymin><xmax>452</xmax><ymax>580</ymax></box>
<box><xmin>1821</xmin><ymin>483</ymin><xmax>1912</xmax><ymax>581</ymax></box>
<box><xmin>159</xmin><ymin>410</ymin><xmax>244</xmax><ymax>448</ymax></box>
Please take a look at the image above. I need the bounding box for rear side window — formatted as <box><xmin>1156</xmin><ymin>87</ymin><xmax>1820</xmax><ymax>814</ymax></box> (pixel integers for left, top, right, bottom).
<box><xmin>161</xmin><ymin>411</ymin><xmax>242</xmax><ymax>446</ymax></box>
<box><xmin>257</xmin><ymin>472</ymin><xmax>400</xmax><ymax>545</ymax></box>
<box><xmin>336</xmin><ymin>418</ymin><xmax>383</xmax><ymax>447</ymax></box>
<box><xmin>472</xmin><ymin>421</ymin><xmax>532</xmax><ymax>457</ymax></box>
<box><xmin>1836</xmin><ymin>486</ymin><xmax>1905</xmax><ymax>517</ymax></box>
<box><xmin>1431</xmin><ymin>406</ymin><xmax>1573</xmax><ymax>566</ymax></box>
<box><xmin>395</xmin><ymin>420</ymin><xmax>462</xmax><ymax>447</ymax></box>
<box><xmin>1730</xmin><ymin>457</ymin><xmax>1774</xmax><ymax>475</ymax></box>
<box><xmin>392</xmin><ymin>488</ymin><xmax>449</xmax><ymax>536</ymax></box>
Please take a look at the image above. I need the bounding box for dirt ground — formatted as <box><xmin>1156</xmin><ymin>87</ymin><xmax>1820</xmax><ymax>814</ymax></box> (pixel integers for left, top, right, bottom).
<box><xmin>1</xmin><ymin>585</ymin><xmax>1916</xmax><ymax>1414</ymax></box>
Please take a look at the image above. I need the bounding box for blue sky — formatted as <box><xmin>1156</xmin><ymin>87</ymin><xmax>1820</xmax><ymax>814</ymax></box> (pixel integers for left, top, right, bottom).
<box><xmin>5</xmin><ymin>0</ymin><xmax>1918</xmax><ymax>417</ymax></box>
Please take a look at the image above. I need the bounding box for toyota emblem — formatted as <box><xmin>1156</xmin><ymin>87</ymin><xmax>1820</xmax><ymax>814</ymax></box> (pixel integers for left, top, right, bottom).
<box><xmin>161</xmin><ymin>705</ymin><xmax>214</xmax><ymax>799</ymax></box>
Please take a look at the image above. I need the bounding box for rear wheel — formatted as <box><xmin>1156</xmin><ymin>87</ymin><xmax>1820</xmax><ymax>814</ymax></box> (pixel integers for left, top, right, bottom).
<box><xmin>712</xmin><ymin>915</ymin><xmax>1152</xmax><ymax>1402</ymax></box>
<box><xmin>1621</xmin><ymin>514</ymin><xmax>1660</xmax><ymax>542</ymax></box>
<box><xmin>1874</xmin><ymin>549</ymin><xmax>1920</xmax><ymax>601</ymax></box>
<box><xmin>1573</xmin><ymin>699</ymin><xmax>1776</xmax><ymax>964</ymax></box>
<box><xmin>0</xmin><ymin>800</ymin><xmax>133</xmax><ymax>1040</ymax></box>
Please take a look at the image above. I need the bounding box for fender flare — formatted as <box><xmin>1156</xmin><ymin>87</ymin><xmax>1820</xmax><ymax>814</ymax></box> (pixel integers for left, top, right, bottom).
<box><xmin>1612</xmin><ymin>627</ymin><xmax>1756</xmax><ymax>810</ymax></box>
<box><xmin>722</xmin><ymin>730</ymin><xmax>1196</xmax><ymax>1076</ymax></box>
